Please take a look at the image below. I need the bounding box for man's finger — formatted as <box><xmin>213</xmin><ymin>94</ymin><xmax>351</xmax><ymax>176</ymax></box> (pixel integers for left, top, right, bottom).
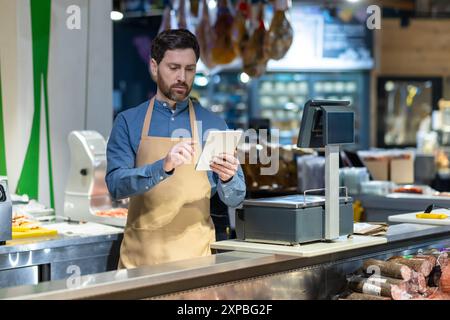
<box><xmin>212</xmin><ymin>157</ymin><xmax>237</xmax><ymax>171</ymax></box>
<box><xmin>210</xmin><ymin>163</ymin><xmax>234</xmax><ymax>177</ymax></box>
<box><xmin>173</xmin><ymin>152</ymin><xmax>191</xmax><ymax>165</ymax></box>
<box><xmin>210</xmin><ymin>167</ymin><xmax>229</xmax><ymax>180</ymax></box>
<box><xmin>178</xmin><ymin>148</ymin><xmax>192</xmax><ymax>163</ymax></box>
<box><xmin>179</xmin><ymin>140</ymin><xmax>198</xmax><ymax>147</ymax></box>
<box><xmin>179</xmin><ymin>144</ymin><xmax>195</xmax><ymax>155</ymax></box>
<box><xmin>217</xmin><ymin>153</ymin><xmax>238</xmax><ymax>165</ymax></box>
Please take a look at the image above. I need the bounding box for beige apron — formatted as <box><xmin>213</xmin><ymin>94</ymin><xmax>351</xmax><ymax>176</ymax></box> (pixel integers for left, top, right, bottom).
<box><xmin>118</xmin><ymin>97</ymin><xmax>216</xmax><ymax>269</ymax></box>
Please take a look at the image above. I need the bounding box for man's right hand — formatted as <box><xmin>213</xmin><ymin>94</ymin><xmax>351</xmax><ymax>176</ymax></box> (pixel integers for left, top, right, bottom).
<box><xmin>163</xmin><ymin>140</ymin><xmax>197</xmax><ymax>172</ymax></box>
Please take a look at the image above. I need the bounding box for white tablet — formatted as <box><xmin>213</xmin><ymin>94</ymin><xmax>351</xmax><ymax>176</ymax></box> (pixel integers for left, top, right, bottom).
<box><xmin>196</xmin><ymin>130</ymin><xmax>243</xmax><ymax>171</ymax></box>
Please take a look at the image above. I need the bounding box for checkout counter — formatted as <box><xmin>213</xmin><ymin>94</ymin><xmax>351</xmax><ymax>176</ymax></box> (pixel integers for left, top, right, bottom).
<box><xmin>1</xmin><ymin>223</ymin><xmax>449</xmax><ymax>300</ymax></box>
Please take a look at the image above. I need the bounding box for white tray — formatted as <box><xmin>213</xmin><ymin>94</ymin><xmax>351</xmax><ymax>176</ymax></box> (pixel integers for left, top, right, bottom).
<box><xmin>388</xmin><ymin>210</ymin><xmax>450</xmax><ymax>226</ymax></box>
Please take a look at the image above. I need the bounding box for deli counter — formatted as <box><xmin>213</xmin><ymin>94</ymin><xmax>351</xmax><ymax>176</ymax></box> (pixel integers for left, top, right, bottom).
<box><xmin>1</xmin><ymin>222</ymin><xmax>449</xmax><ymax>300</ymax></box>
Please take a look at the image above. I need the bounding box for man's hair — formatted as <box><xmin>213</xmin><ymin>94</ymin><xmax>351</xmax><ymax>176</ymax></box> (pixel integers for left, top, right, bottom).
<box><xmin>151</xmin><ymin>29</ymin><xmax>200</xmax><ymax>64</ymax></box>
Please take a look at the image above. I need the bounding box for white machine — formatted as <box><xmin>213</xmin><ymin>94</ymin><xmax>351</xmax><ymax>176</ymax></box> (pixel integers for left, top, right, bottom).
<box><xmin>64</xmin><ymin>131</ymin><xmax>127</xmax><ymax>227</ymax></box>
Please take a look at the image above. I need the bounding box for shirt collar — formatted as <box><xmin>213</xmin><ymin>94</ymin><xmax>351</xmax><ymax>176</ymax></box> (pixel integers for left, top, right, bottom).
<box><xmin>154</xmin><ymin>98</ymin><xmax>189</xmax><ymax>114</ymax></box>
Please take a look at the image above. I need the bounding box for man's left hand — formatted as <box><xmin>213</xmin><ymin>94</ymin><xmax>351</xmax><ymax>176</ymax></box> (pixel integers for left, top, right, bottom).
<box><xmin>210</xmin><ymin>153</ymin><xmax>239</xmax><ymax>183</ymax></box>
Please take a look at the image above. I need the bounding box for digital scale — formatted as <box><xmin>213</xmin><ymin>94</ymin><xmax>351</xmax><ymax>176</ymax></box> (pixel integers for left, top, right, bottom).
<box><xmin>236</xmin><ymin>100</ymin><xmax>355</xmax><ymax>245</ymax></box>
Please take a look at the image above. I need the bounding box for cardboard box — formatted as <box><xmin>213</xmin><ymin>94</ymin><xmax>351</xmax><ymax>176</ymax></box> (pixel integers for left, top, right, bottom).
<box><xmin>362</xmin><ymin>154</ymin><xmax>414</xmax><ymax>184</ymax></box>
<box><xmin>364</xmin><ymin>158</ymin><xmax>389</xmax><ymax>181</ymax></box>
<box><xmin>390</xmin><ymin>157</ymin><xmax>414</xmax><ymax>184</ymax></box>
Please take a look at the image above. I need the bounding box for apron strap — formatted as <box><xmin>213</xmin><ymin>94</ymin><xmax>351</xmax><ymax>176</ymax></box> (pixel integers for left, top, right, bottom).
<box><xmin>141</xmin><ymin>97</ymin><xmax>202</xmax><ymax>155</ymax></box>
<box><xmin>141</xmin><ymin>97</ymin><xmax>155</xmax><ymax>139</ymax></box>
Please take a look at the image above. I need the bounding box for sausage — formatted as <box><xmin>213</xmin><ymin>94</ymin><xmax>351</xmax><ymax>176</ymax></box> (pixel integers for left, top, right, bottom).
<box><xmin>391</xmin><ymin>284</ymin><xmax>414</xmax><ymax>300</ymax></box>
<box><xmin>423</xmin><ymin>287</ymin><xmax>439</xmax><ymax>298</ymax></box>
<box><xmin>409</xmin><ymin>271</ymin><xmax>428</xmax><ymax>294</ymax></box>
<box><xmin>428</xmin><ymin>288</ymin><xmax>450</xmax><ymax>300</ymax></box>
<box><xmin>437</xmin><ymin>252</ymin><xmax>449</xmax><ymax>268</ymax></box>
<box><xmin>414</xmin><ymin>254</ymin><xmax>437</xmax><ymax>267</ymax></box>
<box><xmin>367</xmin><ymin>274</ymin><xmax>405</xmax><ymax>286</ymax></box>
<box><xmin>440</xmin><ymin>265</ymin><xmax>450</xmax><ymax>293</ymax></box>
<box><xmin>363</xmin><ymin>259</ymin><xmax>412</xmax><ymax>281</ymax></box>
<box><xmin>388</xmin><ymin>256</ymin><xmax>433</xmax><ymax>277</ymax></box>
<box><xmin>340</xmin><ymin>292</ymin><xmax>391</xmax><ymax>300</ymax></box>
<box><xmin>348</xmin><ymin>276</ymin><xmax>393</xmax><ymax>298</ymax></box>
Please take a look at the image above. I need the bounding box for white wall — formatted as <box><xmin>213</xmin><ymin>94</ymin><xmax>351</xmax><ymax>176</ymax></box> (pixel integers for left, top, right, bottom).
<box><xmin>0</xmin><ymin>0</ymin><xmax>113</xmax><ymax>214</ymax></box>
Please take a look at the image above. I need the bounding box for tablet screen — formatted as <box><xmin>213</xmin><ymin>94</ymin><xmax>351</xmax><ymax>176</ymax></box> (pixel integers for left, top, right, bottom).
<box><xmin>196</xmin><ymin>130</ymin><xmax>243</xmax><ymax>171</ymax></box>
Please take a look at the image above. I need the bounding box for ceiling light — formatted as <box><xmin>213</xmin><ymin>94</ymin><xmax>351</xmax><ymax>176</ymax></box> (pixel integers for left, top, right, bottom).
<box><xmin>111</xmin><ymin>11</ymin><xmax>124</xmax><ymax>21</ymax></box>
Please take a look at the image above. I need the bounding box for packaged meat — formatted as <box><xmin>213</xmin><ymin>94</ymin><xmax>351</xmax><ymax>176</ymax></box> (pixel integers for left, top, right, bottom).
<box><xmin>408</xmin><ymin>270</ymin><xmax>428</xmax><ymax>294</ymax></box>
<box><xmin>348</xmin><ymin>275</ymin><xmax>395</xmax><ymax>298</ymax></box>
<box><xmin>363</xmin><ymin>258</ymin><xmax>412</xmax><ymax>281</ymax></box>
<box><xmin>94</xmin><ymin>208</ymin><xmax>128</xmax><ymax>219</ymax></box>
<box><xmin>393</xmin><ymin>185</ymin><xmax>423</xmax><ymax>194</ymax></box>
<box><xmin>427</xmin><ymin>288</ymin><xmax>450</xmax><ymax>300</ymax></box>
<box><xmin>340</xmin><ymin>292</ymin><xmax>391</xmax><ymax>300</ymax></box>
<box><xmin>388</xmin><ymin>256</ymin><xmax>434</xmax><ymax>277</ymax></box>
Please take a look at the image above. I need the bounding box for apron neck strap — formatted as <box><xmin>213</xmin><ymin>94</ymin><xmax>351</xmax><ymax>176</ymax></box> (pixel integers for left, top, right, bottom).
<box><xmin>142</xmin><ymin>97</ymin><xmax>199</xmax><ymax>145</ymax></box>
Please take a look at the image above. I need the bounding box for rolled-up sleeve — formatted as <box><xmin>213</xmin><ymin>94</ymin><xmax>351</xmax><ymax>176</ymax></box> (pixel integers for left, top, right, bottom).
<box><xmin>105</xmin><ymin>113</ymin><xmax>172</xmax><ymax>200</ymax></box>
<box><xmin>216</xmin><ymin>165</ymin><xmax>246</xmax><ymax>208</ymax></box>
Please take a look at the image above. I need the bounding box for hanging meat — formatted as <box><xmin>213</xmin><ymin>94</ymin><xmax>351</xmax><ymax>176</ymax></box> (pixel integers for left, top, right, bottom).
<box><xmin>231</xmin><ymin>0</ymin><xmax>251</xmax><ymax>57</ymax></box>
<box><xmin>196</xmin><ymin>0</ymin><xmax>216</xmax><ymax>69</ymax></box>
<box><xmin>158</xmin><ymin>0</ymin><xmax>173</xmax><ymax>34</ymax></box>
<box><xmin>211</xmin><ymin>0</ymin><xmax>237</xmax><ymax>65</ymax></box>
<box><xmin>177</xmin><ymin>0</ymin><xmax>188</xmax><ymax>29</ymax></box>
<box><xmin>190</xmin><ymin>0</ymin><xmax>200</xmax><ymax>17</ymax></box>
<box><xmin>241</xmin><ymin>1</ymin><xmax>269</xmax><ymax>77</ymax></box>
<box><xmin>264</xmin><ymin>0</ymin><xmax>293</xmax><ymax>60</ymax></box>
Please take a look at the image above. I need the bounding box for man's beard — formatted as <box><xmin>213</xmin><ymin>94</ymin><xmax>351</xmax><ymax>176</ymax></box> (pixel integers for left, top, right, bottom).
<box><xmin>157</xmin><ymin>75</ymin><xmax>192</xmax><ymax>102</ymax></box>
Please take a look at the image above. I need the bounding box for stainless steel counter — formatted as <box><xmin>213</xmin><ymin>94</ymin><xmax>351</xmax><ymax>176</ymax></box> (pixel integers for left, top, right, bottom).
<box><xmin>0</xmin><ymin>222</ymin><xmax>123</xmax><ymax>289</ymax></box>
<box><xmin>355</xmin><ymin>194</ymin><xmax>450</xmax><ymax>222</ymax></box>
<box><xmin>0</xmin><ymin>251</ymin><xmax>296</xmax><ymax>300</ymax></box>
<box><xmin>1</xmin><ymin>222</ymin><xmax>450</xmax><ymax>300</ymax></box>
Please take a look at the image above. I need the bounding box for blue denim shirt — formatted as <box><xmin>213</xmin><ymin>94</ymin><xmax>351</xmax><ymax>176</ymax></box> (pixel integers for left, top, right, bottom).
<box><xmin>105</xmin><ymin>98</ymin><xmax>246</xmax><ymax>208</ymax></box>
